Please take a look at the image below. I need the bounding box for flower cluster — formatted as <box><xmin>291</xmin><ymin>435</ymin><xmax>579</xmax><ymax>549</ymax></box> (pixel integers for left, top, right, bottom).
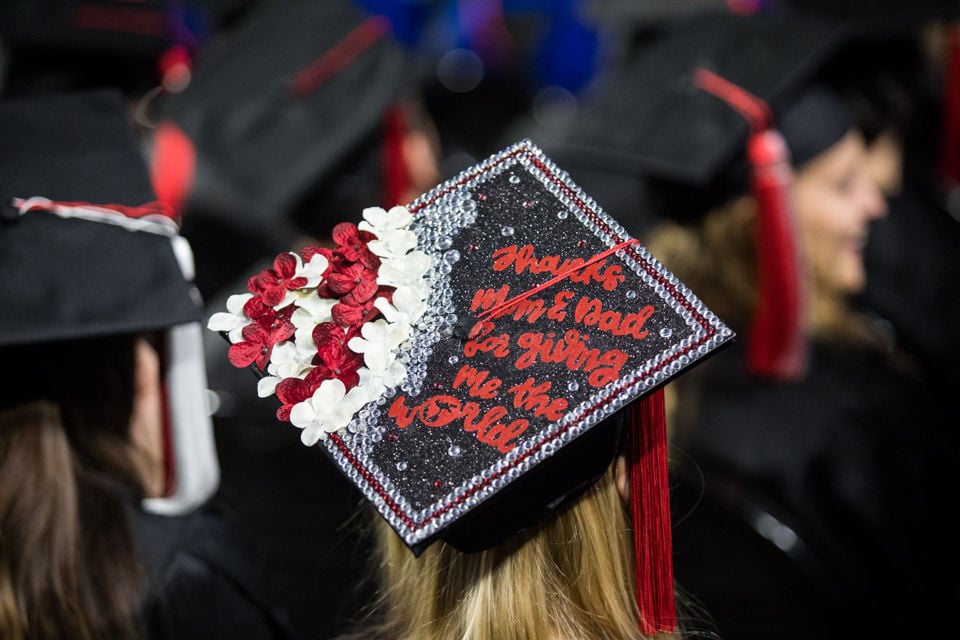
<box><xmin>208</xmin><ymin>206</ymin><xmax>430</xmax><ymax>445</ymax></box>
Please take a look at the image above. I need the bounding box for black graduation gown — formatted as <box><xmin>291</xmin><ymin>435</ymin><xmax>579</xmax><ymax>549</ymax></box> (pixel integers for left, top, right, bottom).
<box><xmin>130</xmin><ymin>502</ymin><xmax>299</xmax><ymax>640</ymax></box>
<box><xmin>671</xmin><ymin>340</ymin><xmax>958</xmax><ymax>638</ymax></box>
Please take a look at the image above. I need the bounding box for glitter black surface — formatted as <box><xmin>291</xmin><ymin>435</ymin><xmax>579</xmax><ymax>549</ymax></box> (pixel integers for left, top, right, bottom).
<box><xmin>322</xmin><ymin>140</ymin><xmax>734</xmax><ymax>551</ymax></box>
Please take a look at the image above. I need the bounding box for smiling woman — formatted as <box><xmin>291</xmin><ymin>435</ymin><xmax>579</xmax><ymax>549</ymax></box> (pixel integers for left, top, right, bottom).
<box><xmin>792</xmin><ymin>130</ymin><xmax>888</xmax><ymax>297</ymax></box>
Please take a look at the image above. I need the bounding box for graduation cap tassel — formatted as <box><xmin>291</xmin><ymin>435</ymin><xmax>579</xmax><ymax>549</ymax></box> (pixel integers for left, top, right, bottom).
<box><xmin>939</xmin><ymin>24</ymin><xmax>960</xmax><ymax>189</ymax></box>
<box><xmin>746</xmin><ymin>129</ymin><xmax>806</xmax><ymax>379</ymax></box>
<box><xmin>383</xmin><ymin>104</ymin><xmax>412</xmax><ymax>207</ymax></box>
<box><xmin>694</xmin><ymin>68</ymin><xmax>807</xmax><ymax>380</ymax></box>
<box><xmin>629</xmin><ymin>388</ymin><xmax>677</xmax><ymax>635</ymax></box>
<box><xmin>150</xmin><ymin>120</ymin><xmax>196</xmax><ymax>217</ymax></box>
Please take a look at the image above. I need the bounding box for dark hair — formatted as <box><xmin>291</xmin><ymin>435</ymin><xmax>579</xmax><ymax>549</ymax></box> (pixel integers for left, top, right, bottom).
<box><xmin>1</xmin><ymin>334</ymin><xmax>146</xmax><ymax>639</ymax></box>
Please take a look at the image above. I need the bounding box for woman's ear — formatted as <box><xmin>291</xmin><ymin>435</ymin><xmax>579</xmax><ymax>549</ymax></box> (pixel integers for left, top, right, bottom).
<box><xmin>129</xmin><ymin>337</ymin><xmax>166</xmax><ymax>498</ymax></box>
<box><xmin>614</xmin><ymin>453</ymin><xmax>630</xmax><ymax>504</ymax></box>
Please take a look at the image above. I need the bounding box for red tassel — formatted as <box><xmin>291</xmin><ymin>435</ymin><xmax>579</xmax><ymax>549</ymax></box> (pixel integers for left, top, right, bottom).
<box><xmin>629</xmin><ymin>389</ymin><xmax>677</xmax><ymax>635</ymax></box>
<box><xmin>150</xmin><ymin>121</ymin><xmax>196</xmax><ymax>219</ymax></box>
<box><xmin>382</xmin><ymin>104</ymin><xmax>412</xmax><ymax>207</ymax></box>
<box><xmin>746</xmin><ymin>130</ymin><xmax>807</xmax><ymax>380</ymax></box>
<box><xmin>694</xmin><ymin>67</ymin><xmax>808</xmax><ymax>380</ymax></box>
<box><xmin>939</xmin><ymin>25</ymin><xmax>960</xmax><ymax>188</ymax></box>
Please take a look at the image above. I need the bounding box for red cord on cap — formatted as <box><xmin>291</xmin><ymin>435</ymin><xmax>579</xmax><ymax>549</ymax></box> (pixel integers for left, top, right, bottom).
<box><xmin>288</xmin><ymin>16</ymin><xmax>391</xmax><ymax>99</ymax></box>
<box><xmin>694</xmin><ymin>68</ymin><xmax>808</xmax><ymax>380</ymax></box>
<box><xmin>629</xmin><ymin>389</ymin><xmax>676</xmax><ymax>635</ymax></box>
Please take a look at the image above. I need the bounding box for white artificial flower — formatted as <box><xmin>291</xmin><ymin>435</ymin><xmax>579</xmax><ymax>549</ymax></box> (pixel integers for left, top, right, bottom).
<box><xmin>358</xmin><ymin>205</ymin><xmax>412</xmax><ymax>234</ymax></box>
<box><xmin>350</xmin><ymin>319</ymin><xmax>408</xmax><ymax>354</ymax></box>
<box><xmin>348</xmin><ymin>320</ymin><xmax>409</xmax><ymax>389</ymax></box>
<box><xmin>299</xmin><ymin>252</ymin><xmax>329</xmax><ymax>285</ymax></box>
<box><xmin>258</xmin><ymin>375</ymin><xmax>281</xmax><ymax>398</ymax></box>
<box><xmin>206</xmin><ymin>293</ymin><xmax>253</xmax><ymax>342</ymax></box>
<box><xmin>290</xmin><ymin>379</ymin><xmax>370</xmax><ymax>445</ymax></box>
<box><xmin>278</xmin><ymin>252</ymin><xmax>329</xmax><ymax>308</ymax></box>
<box><xmin>266</xmin><ymin>341</ymin><xmax>314</xmax><ymax>380</ymax></box>
<box><xmin>292</xmin><ymin>293</ymin><xmax>335</xmax><ymax>321</ymax></box>
<box><xmin>374</xmin><ymin>286</ymin><xmax>427</xmax><ymax>328</ymax></box>
<box><xmin>377</xmin><ymin>250</ymin><xmax>432</xmax><ymax>291</ymax></box>
<box><xmin>355</xmin><ymin>368</ymin><xmax>387</xmax><ymax>401</ymax></box>
<box><xmin>367</xmin><ymin>227</ymin><xmax>418</xmax><ymax>258</ymax></box>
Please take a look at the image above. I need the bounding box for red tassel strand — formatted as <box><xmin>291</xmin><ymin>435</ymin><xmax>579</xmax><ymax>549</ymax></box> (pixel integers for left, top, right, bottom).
<box><xmin>746</xmin><ymin>130</ymin><xmax>806</xmax><ymax>379</ymax></box>
<box><xmin>382</xmin><ymin>104</ymin><xmax>413</xmax><ymax>207</ymax></box>
<box><xmin>939</xmin><ymin>25</ymin><xmax>960</xmax><ymax>189</ymax></box>
<box><xmin>150</xmin><ymin>120</ymin><xmax>196</xmax><ymax>218</ymax></box>
<box><xmin>629</xmin><ymin>389</ymin><xmax>677</xmax><ymax>635</ymax></box>
<box><xmin>694</xmin><ymin>67</ymin><xmax>808</xmax><ymax>380</ymax></box>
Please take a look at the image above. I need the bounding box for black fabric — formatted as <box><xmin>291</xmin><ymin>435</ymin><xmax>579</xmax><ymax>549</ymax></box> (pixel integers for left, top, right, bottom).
<box><xmin>556</xmin><ymin>12</ymin><xmax>848</xmax><ymax>187</ymax></box>
<box><xmin>776</xmin><ymin>87</ymin><xmax>854</xmax><ymax>168</ymax></box>
<box><xmin>130</xmin><ymin>503</ymin><xmax>299</xmax><ymax>640</ymax></box>
<box><xmin>0</xmin><ymin>90</ymin><xmax>201</xmax><ymax>347</ymax></box>
<box><xmin>857</xmin><ymin>186</ymin><xmax>960</xmax><ymax>395</ymax></box>
<box><xmin>0</xmin><ymin>90</ymin><xmax>154</xmax><ymax>207</ymax></box>
<box><xmin>158</xmin><ymin>0</ymin><xmax>416</xmax><ymax>235</ymax></box>
<box><xmin>0</xmin><ymin>0</ymin><xmax>186</xmax><ymax>96</ymax></box>
<box><xmin>671</xmin><ymin>340</ymin><xmax>958</xmax><ymax>636</ymax></box>
<box><xmin>0</xmin><ymin>0</ymin><xmax>180</xmax><ymax>55</ymax></box>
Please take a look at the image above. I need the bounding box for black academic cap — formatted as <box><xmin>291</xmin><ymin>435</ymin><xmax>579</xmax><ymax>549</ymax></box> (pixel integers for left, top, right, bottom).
<box><xmin>558</xmin><ymin>11</ymin><xmax>849</xmax><ymax>200</ymax></box>
<box><xmin>0</xmin><ymin>91</ymin><xmax>199</xmax><ymax>343</ymax></box>
<box><xmin>0</xmin><ymin>90</ymin><xmax>219</xmax><ymax>513</ymax></box>
<box><xmin>556</xmin><ymin>12</ymin><xmax>859</xmax><ymax>380</ymax></box>
<box><xmin>0</xmin><ymin>0</ymin><xmax>195</xmax><ymax>96</ymax></box>
<box><xmin>154</xmin><ymin>0</ymin><xmax>419</xmax><ymax>236</ymax></box>
<box><xmin>209</xmin><ymin>140</ymin><xmax>733</xmax><ymax>633</ymax></box>
<box><xmin>782</xmin><ymin>0</ymin><xmax>960</xmax><ymax>26</ymax></box>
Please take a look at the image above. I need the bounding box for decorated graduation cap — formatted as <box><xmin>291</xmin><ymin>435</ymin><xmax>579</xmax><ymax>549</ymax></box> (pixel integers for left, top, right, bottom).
<box><xmin>209</xmin><ymin>140</ymin><xmax>733</xmax><ymax>634</ymax></box>
<box><xmin>558</xmin><ymin>11</ymin><xmax>855</xmax><ymax>380</ymax></box>
<box><xmin>0</xmin><ymin>90</ymin><xmax>219</xmax><ymax>515</ymax></box>
<box><xmin>151</xmin><ymin>0</ymin><xmax>420</xmax><ymax>236</ymax></box>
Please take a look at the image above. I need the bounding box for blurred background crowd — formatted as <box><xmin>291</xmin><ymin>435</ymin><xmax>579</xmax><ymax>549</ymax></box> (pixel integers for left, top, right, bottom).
<box><xmin>1</xmin><ymin>0</ymin><xmax>958</xmax><ymax>638</ymax></box>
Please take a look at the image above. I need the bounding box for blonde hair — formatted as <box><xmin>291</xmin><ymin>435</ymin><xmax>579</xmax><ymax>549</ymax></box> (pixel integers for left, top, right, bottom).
<box><xmin>354</xmin><ymin>463</ymin><xmax>675</xmax><ymax>640</ymax></box>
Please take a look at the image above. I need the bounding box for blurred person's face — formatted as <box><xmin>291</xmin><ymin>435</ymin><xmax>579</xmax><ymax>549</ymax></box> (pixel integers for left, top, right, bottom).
<box><xmin>129</xmin><ymin>337</ymin><xmax>166</xmax><ymax>498</ymax></box>
<box><xmin>792</xmin><ymin>130</ymin><xmax>887</xmax><ymax>295</ymax></box>
<box><xmin>863</xmin><ymin>129</ymin><xmax>904</xmax><ymax>197</ymax></box>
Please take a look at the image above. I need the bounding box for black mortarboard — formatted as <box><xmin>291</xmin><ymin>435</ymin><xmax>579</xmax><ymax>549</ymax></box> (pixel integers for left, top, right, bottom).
<box><xmin>0</xmin><ymin>90</ymin><xmax>219</xmax><ymax>514</ymax></box>
<box><xmin>152</xmin><ymin>0</ymin><xmax>420</xmax><ymax>237</ymax></box>
<box><xmin>0</xmin><ymin>0</ymin><xmax>198</xmax><ymax>97</ymax></box>
<box><xmin>209</xmin><ymin>140</ymin><xmax>733</xmax><ymax>634</ymax></box>
<box><xmin>559</xmin><ymin>11</ymin><xmax>849</xmax><ymax>195</ymax></box>
<box><xmin>559</xmin><ymin>12</ymin><xmax>857</xmax><ymax>381</ymax></box>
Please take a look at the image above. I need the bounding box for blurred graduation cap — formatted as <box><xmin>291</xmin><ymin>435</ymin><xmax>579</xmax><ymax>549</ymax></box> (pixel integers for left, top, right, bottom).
<box><xmin>558</xmin><ymin>12</ymin><xmax>856</xmax><ymax>380</ymax></box>
<box><xmin>0</xmin><ymin>90</ymin><xmax>219</xmax><ymax>515</ymax></box>
<box><xmin>152</xmin><ymin>0</ymin><xmax>424</xmax><ymax>240</ymax></box>
<box><xmin>209</xmin><ymin>139</ymin><xmax>734</xmax><ymax>634</ymax></box>
<box><xmin>0</xmin><ymin>0</ymin><xmax>204</xmax><ymax>97</ymax></box>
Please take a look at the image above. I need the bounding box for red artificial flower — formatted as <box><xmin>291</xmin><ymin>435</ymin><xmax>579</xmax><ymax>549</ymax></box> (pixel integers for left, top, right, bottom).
<box><xmin>275</xmin><ymin>377</ymin><xmax>314</xmax><ymax>422</ymax></box>
<box><xmin>332</xmin><ymin>222</ymin><xmax>380</xmax><ymax>269</ymax></box>
<box><xmin>247</xmin><ymin>252</ymin><xmax>309</xmax><ymax>307</ymax></box>
<box><xmin>326</xmin><ymin>261</ymin><xmax>379</xmax><ymax>303</ymax></box>
<box><xmin>227</xmin><ymin>320</ymin><xmax>295</xmax><ymax>371</ymax></box>
<box><xmin>301</xmin><ymin>245</ymin><xmax>334</xmax><ymax>265</ymax></box>
<box><xmin>309</xmin><ymin>322</ymin><xmax>363</xmax><ymax>388</ymax></box>
<box><xmin>244</xmin><ymin>299</ymin><xmax>294</xmax><ymax>333</ymax></box>
<box><xmin>312</xmin><ymin>322</ymin><xmax>358</xmax><ymax>350</ymax></box>
<box><xmin>331</xmin><ymin>297</ymin><xmax>378</xmax><ymax>328</ymax></box>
